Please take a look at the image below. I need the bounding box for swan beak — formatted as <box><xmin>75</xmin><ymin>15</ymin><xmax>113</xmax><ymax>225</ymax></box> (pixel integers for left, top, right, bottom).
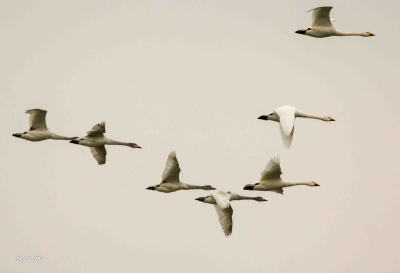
<box><xmin>137</xmin><ymin>146</ymin><xmax>142</xmax><ymax>149</ymax></box>
<box><xmin>369</xmin><ymin>33</ymin><xmax>375</xmax><ymax>36</ymax></box>
<box><xmin>212</xmin><ymin>187</ymin><xmax>216</xmax><ymax>190</ymax></box>
<box><xmin>261</xmin><ymin>199</ymin><xmax>268</xmax><ymax>202</ymax></box>
<box><xmin>258</xmin><ymin>115</ymin><xmax>268</xmax><ymax>121</ymax></box>
<box><xmin>295</xmin><ymin>30</ymin><xmax>307</xmax><ymax>35</ymax></box>
<box><xmin>315</xmin><ymin>183</ymin><xmax>320</xmax><ymax>186</ymax></box>
<box><xmin>329</xmin><ymin>118</ymin><xmax>335</xmax><ymax>121</ymax></box>
<box><xmin>12</xmin><ymin>134</ymin><xmax>22</xmax><ymax>138</ymax></box>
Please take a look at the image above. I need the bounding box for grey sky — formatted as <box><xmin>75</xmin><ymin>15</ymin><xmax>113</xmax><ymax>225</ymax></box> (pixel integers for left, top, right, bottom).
<box><xmin>1</xmin><ymin>0</ymin><xmax>399</xmax><ymax>272</ymax></box>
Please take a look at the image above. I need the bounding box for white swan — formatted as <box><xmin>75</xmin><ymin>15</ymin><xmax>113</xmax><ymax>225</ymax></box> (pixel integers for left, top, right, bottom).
<box><xmin>197</xmin><ymin>191</ymin><xmax>234</xmax><ymax>236</ymax></box>
<box><xmin>146</xmin><ymin>151</ymin><xmax>216</xmax><ymax>193</ymax></box>
<box><xmin>244</xmin><ymin>157</ymin><xmax>320</xmax><ymax>195</ymax></box>
<box><xmin>70</xmin><ymin>122</ymin><xmax>141</xmax><ymax>165</ymax></box>
<box><xmin>258</xmin><ymin>105</ymin><xmax>335</xmax><ymax>148</ymax></box>
<box><xmin>295</xmin><ymin>6</ymin><xmax>375</xmax><ymax>38</ymax></box>
<box><xmin>13</xmin><ymin>109</ymin><xmax>77</xmax><ymax>142</ymax></box>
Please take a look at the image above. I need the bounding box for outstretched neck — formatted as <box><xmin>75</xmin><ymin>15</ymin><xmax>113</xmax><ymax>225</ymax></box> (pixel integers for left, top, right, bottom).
<box><xmin>107</xmin><ymin>139</ymin><xmax>130</xmax><ymax>146</ymax></box>
<box><xmin>296</xmin><ymin>110</ymin><xmax>326</xmax><ymax>121</ymax></box>
<box><xmin>182</xmin><ymin>183</ymin><xmax>207</xmax><ymax>190</ymax></box>
<box><xmin>231</xmin><ymin>194</ymin><xmax>257</xmax><ymax>201</ymax></box>
<box><xmin>51</xmin><ymin>133</ymin><xmax>76</xmax><ymax>140</ymax></box>
<box><xmin>283</xmin><ymin>181</ymin><xmax>312</xmax><ymax>187</ymax></box>
<box><xmin>336</xmin><ymin>30</ymin><xmax>364</xmax><ymax>36</ymax></box>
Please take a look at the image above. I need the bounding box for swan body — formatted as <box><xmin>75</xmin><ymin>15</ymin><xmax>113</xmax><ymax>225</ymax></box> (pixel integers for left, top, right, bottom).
<box><xmin>13</xmin><ymin>109</ymin><xmax>76</xmax><ymax>142</ymax></box>
<box><xmin>198</xmin><ymin>191</ymin><xmax>233</xmax><ymax>236</ymax></box>
<box><xmin>296</xmin><ymin>6</ymin><xmax>375</xmax><ymax>38</ymax></box>
<box><xmin>243</xmin><ymin>157</ymin><xmax>320</xmax><ymax>195</ymax></box>
<box><xmin>196</xmin><ymin>193</ymin><xmax>267</xmax><ymax>204</ymax></box>
<box><xmin>146</xmin><ymin>151</ymin><xmax>216</xmax><ymax>193</ymax></box>
<box><xmin>70</xmin><ymin>122</ymin><xmax>141</xmax><ymax>165</ymax></box>
<box><xmin>258</xmin><ymin>105</ymin><xmax>335</xmax><ymax>148</ymax></box>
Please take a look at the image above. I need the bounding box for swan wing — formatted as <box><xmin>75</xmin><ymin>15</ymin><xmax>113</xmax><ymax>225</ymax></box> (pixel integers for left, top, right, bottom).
<box><xmin>161</xmin><ymin>151</ymin><xmax>181</xmax><ymax>183</ymax></box>
<box><xmin>90</xmin><ymin>146</ymin><xmax>107</xmax><ymax>165</ymax></box>
<box><xmin>213</xmin><ymin>205</ymin><xmax>233</xmax><ymax>237</ymax></box>
<box><xmin>308</xmin><ymin>6</ymin><xmax>333</xmax><ymax>27</ymax></box>
<box><xmin>260</xmin><ymin>157</ymin><xmax>282</xmax><ymax>181</ymax></box>
<box><xmin>274</xmin><ymin>107</ymin><xmax>295</xmax><ymax>148</ymax></box>
<box><xmin>26</xmin><ymin>109</ymin><xmax>48</xmax><ymax>130</ymax></box>
<box><xmin>87</xmin><ymin>122</ymin><xmax>106</xmax><ymax>137</ymax></box>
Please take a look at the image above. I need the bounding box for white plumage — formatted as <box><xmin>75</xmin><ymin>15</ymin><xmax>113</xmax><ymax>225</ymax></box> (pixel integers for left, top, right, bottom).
<box><xmin>295</xmin><ymin>6</ymin><xmax>375</xmax><ymax>38</ymax></box>
<box><xmin>258</xmin><ymin>106</ymin><xmax>335</xmax><ymax>148</ymax></box>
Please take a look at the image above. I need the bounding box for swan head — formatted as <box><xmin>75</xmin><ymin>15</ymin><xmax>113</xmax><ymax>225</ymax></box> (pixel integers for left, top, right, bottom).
<box><xmin>311</xmin><ymin>182</ymin><xmax>320</xmax><ymax>187</ymax></box>
<box><xmin>195</xmin><ymin>197</ymin><xmax>207</xmax><ymax>202</ymax></box>
<box><xmin>255</xmin><ymin>197</ymin><xmax>268</xmax><ymax>202</ymax></box>
<box><xmin>128</xmin><ymin>143</ymin><xmax>141</xmax><ymax>148</ymax></box>
<box><xmin>204</xmin><ymin>185</ymin><xmax>216</xmax><ymax>190</ymax></box>
<box><xmin>323</xmin><ymin>116</ymin><xmax>335</xmax><ymax>122</ymax></box>
<box><xmin>363</xmin><ymin>32</ymin><xmax>375</xmax><ymax>37</ymax></box>
<box><xmin>295</xmin><ymin>28</ymin><xmax>311</xmax><ymax>35</ymax></box>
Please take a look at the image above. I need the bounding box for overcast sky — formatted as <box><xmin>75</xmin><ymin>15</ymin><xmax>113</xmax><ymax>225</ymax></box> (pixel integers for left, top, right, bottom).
<box><xmin>1</xmin><ymin>0</ymin><xmax>400</xmax><ymax>272</ymax></box>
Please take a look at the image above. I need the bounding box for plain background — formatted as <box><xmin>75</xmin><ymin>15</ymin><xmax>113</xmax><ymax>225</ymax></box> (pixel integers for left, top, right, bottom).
<box><xmin>1</xmin><ymin>0</ymin><xmax>399</xmax><ymax>272</ymax></box>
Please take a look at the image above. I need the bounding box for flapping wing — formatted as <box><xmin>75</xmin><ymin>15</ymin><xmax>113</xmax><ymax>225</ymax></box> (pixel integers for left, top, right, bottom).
<box><xmin>26</xmin><ymin>109</ymin><xmax>47</xmax><ymax>130</ymax></box>
<box><xmin>280</xmin><ymin>125</ymin><xmax>294</xmax><ymax>148</ymax></box>
<box><xmin>260</xmin><ymin>157</ymin><xmax>282</xmax><ymax>181</ymax></box>
<box><xmin>87</xmin><ymin>122</ymin><xmax>106</xmax><ymax>137</ymax></box>
<box><xmin>308</xmin><ymin>6</ymin><xmax>333</xmax><ymax>27</ymax></box>
<box><xmin>274</xmin><ymin>106</ymin><xmax>295</xmax><ymax>148</ymax></box>
<box><xmin>90</xmin><ymin>146</ymin><xmax>107</xmax><ymax>165</ymax></box>
<box><xmin>213</xmin><ymin>205</ymin><xmax>233</xmax><ymax>237</ymax></box>
<box><xmin>161</xmin><ymin>151</ymin><xmax>181</xmax><ymax>183</ymax></box>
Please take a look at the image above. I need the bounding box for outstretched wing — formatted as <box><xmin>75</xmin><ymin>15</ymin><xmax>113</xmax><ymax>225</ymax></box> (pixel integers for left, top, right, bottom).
<box><xmin>280</xmin><ymin>125</ymin><xmax>294</xmax><ymax>148</ymax></box>
<box><xmin>26</xmin><ymin>109</ymin><xmax>48</xmax><ymax>130</ymax></box>
<box><xmin>308</xmin><ymin>6</ymin><xmax>333</xmax><ymax>27</ymax></box>
<box><xmin>260</xmin><ymin>157</ymin><xmax>282</xmax><ymax>181</ymax></box>
<box><xmin>213</xmin><ymin>205</ymin><xmax>233</xmax><ymax>237</ymax></box>
<box><xmin>274</xmin><ymin>106</ymin><xmax>295</xmax><ymax>148</ymax></box>
<box><xmin>90</xmin><ymin>146</ymin><xmax>107</xmax><ymax>165</ymax></box>
<box><xmin>87</xmin><ymin>122</ymin><xmax>106</xmax><ymax>137</ymax></box>
<box><xmin>161</xmin><ymin>151</ymin><xmax>181</xmax><ymax>183</ymax></box>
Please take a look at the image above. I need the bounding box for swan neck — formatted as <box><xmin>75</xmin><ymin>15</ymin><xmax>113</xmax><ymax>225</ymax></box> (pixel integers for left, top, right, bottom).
<box><xmin>297</xmin><ymin>111</ymin><xmax>325</xmax><ymax>121</ymax></box>
<box><xmin>107</xmin><ymin>139</ymin><xmax>129</xmax><ymax>146</ymax></box>
<box><xmin>336</xmin><ymin>31</ymin><xmax>363</xmax><ymax>36</ymax></box>
<box><xmin>182</xmin><ymin>184</ymin><xmax>205</xmax><ymax>190</ymax></box>
<box><xmin>51</xmin><ymin>134</ymin><xmax>75</xmax><ymax>140</ymax></box>
<box><xmin>232</xmin><ymin>195</ymin><xmax>256</xmax><ymax>201</ymax></box>
<box><xmin>283</xmin><ymin>181</ymin><xmax>311</xmax><ymax>187</ymax></box>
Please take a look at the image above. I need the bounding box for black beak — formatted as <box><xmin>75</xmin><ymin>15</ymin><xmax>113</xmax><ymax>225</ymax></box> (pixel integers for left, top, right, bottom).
<box><xmin>315</xmin><ymin>183</ymin><xmax>320</xmax><ymax>186</ymax></box>
<box><xmin>370</xmin><ymin>33</ymin><xmax>375</xmax><ymax>36</ymax></box>
<box><xmin>331</xmin><ymin>118</ymin><xmax>335</xmax><ymax>121</ymax></box>
<box><xmin>258</xmin><ymin>115</ymin><xmax>268</xmax><ymax>121</ymax></box>
<box><xmin>146</xmin><ymin>186</ymin><xmax>156</xmax><ymax>190</ymax></box>
<box><xmin>69</xmin><ymin>139</ymin><xmax>80</xmax><ymax>144</ymax></box>
<box><xmin>295</xmin><ymin>30</ymin><xmax>307</xmax><ymax>35</ymax></box>
<box><xmin>12</xmin><ymin>134</ymin><xmax>21</xmax><ymax>138</ymax></box>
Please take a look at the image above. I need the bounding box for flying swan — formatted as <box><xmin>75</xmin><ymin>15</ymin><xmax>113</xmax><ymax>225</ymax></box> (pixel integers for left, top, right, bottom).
<box><xmin>244</xmin><ymin>157</ymin><xmax>320</xmax><ymax>195</ymax></box>
<box><xmin>258</xmin><ymin>105</ymin><xmax>335</xmax><ymax>148</ymax></box>
<box><xmin>196</xmin><ymin>191</ymin><xmax>267</xmax><ymax>236</ymax></box>
<box><xmin>70</xmin><ymin>122</ymin><xmax>141</xmax><ymax>165</ymax></box>
<box><xmin>295</xmin><ymin>6</ymin><xmax>375</xmax><ymax>38</ymax></box>
<box><xmin>146</xmin><ymin>151</ymin><xmax>216</xmax><ymax>193</ymax></box>
<box><xmin>13</xmin><ymin>109</ymin><xmax>76</xmax><ymax>142</ymax></box>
